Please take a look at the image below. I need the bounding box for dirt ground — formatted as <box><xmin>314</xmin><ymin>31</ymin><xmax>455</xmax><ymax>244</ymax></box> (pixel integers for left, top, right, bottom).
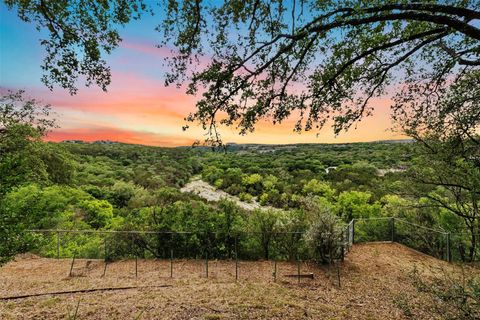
<box><xmin>0</xmin><ymin>243</ymin><xmax>475</xmax><ymax>319</ymax></box>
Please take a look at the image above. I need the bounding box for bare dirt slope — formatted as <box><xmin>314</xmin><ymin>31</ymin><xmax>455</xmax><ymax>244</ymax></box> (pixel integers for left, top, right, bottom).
<box><xmin>0</xmin><ymin>243</ymin><xmax>472</xmax><ymax>319</ymax></box>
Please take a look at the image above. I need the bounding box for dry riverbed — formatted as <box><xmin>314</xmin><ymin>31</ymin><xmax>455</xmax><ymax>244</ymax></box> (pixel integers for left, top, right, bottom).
<box><xmin>180</xmin><ymin>177</ymin><xmax>275</xmax><ymax>211</ymax></box>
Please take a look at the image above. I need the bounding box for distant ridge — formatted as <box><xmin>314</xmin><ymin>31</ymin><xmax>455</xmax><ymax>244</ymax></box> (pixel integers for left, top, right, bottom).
<box><xmin>372</xmin><ymin>139</ymin><xmax>415</xmax><ymax>144</ymax></box>
<box><xmin>219</xmin><ymin>139</ymin><xmax>415</xmax><ymax>148</ymax></box>
<box><xmin>58</xmin><ymin>138</ymin><xmax>415</xmax><ymax>148</ymax></box>
<box><xmin>61</xmin><ymin>139</ymin><xmax>119</xmax><ymax>144</ymax></box>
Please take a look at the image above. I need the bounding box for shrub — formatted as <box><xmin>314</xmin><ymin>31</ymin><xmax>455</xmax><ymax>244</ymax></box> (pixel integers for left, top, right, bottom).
<box><xmin>259</xmin><ymin>193</ymin><xmax>269</xmax><ymax>205</ymax></box>
<box><xmin>248</xmin><ymin>209</ymin><xmax>279</xmax><ymax>260</ymax></box>
<box><xmin>304</xmin><ymin>207</ymin><xmax>344</xmax><ymax>264</ymax></box>
<box><xmin>302</xmin><ymin>179</ymin><xmax>335</xmax><ymax>199</ymax></box>
<box><xmin>239</xmin><ymin>192</ymin><xmax>253</xmax><ymax>203</ymax></box>
<box><xmin>214</xmin><ymin>178</ymin><xmax>223</xmax><ymax>188</ymax></box>
<box><xmin>225</xmin><ymin>183</ymin><xmax>243</xmax><ymax>195</ymax></box>
<box><xmin>78</xmin><ymin>199</ymin><xmax>113</xmax><ymax>229</ymax></box>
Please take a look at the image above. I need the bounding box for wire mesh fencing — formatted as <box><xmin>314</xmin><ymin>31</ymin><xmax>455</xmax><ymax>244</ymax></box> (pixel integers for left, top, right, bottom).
<box><xmin>25</xmin><ymin>216</ymin><xmax>476</xmax><ymax>273</ymax></box>
<box><xmin>351</xmin><ymin>217</ymin><xmax>393</xmax><ymax>243</ymax></box>
<box><xmin>394</xmin><ymin>218</ymin><xmax>448</xmax><ymax>260</ymax></box>
<box><xmin>449</xmin><ymin>232</ymin><xmax>480</xmax><ymax>262</ymax></box>
<box><xmin>25</xmin><ymin>230</ymin><xmax>314</xmax><ymax>262</ymax></box>
<box><xmin>352</xmin><ymin>217</ymin><xmax>448</xmax><ymax>259</ymax></box>
<box><xmin>351</xmin><ymin>217</ymin><xmax>479</xmax><ymax>262</ymax></box>
<box><xmin>24</xmin><ymin>230</ymin><xmax>323</xmax><ymax>281</ymax></box>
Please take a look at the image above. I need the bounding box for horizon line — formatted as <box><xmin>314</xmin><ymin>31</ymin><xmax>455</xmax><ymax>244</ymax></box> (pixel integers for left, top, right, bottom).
<box><xmin>49</xmin><ymin>138</ymin><xmax>415</xmax><ymax>148</ymax></box>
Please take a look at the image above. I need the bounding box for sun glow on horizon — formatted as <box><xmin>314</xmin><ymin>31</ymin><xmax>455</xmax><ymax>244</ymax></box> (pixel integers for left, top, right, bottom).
<box><xmin>0</xmin><ymin>5</ymin><xmax>406</xmax><ymax>147</ymax></box>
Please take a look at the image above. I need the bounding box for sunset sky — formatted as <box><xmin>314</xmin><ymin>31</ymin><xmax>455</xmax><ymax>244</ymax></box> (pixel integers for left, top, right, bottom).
<box><xmin>0</xmin><ymin>3</ymin><xmax>406</xmax><ymax>147</ymax></box>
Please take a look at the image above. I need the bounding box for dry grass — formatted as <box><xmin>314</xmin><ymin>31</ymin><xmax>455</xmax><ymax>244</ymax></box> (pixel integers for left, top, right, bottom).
<box><xmin>0</xmin><ymin>243</ymin><xmax>476</xmax><ymax>319</ymax></box>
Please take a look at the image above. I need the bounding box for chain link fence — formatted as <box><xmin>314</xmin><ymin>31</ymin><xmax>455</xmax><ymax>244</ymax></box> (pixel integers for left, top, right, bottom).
<box><xmin>351</xmin><ymin>217</ymin><xmax>392</xmax><ymax>243</ymax></box>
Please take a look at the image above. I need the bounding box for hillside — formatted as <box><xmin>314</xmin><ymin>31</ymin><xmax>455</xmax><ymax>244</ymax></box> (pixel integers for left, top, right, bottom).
<box><xmin>1</xmin><ymin>242</ymin><xmax>474</xmax><ymax>319</ymax></box>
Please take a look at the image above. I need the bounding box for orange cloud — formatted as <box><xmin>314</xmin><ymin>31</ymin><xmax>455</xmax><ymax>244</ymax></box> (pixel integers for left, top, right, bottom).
<box><xmin>46</xmin><ymin>126</ymin><xmax>195</xmax><ymax>147</ymax></box>
<box><xmin>45</xmin><ymin>71</ymin><xmax>195</xmax><ymax>114</ymax></box>
<box><xmin>3</xmin><ymin>51</ymin><xmax>404</xmax><ymax>147</ymax></box>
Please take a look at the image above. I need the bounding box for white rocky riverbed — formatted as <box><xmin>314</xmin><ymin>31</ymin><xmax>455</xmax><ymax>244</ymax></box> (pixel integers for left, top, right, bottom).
<box><xmin>180</xmin><ymin>177</ymin><xmax>275</xmax><ymax>211</ymax></box>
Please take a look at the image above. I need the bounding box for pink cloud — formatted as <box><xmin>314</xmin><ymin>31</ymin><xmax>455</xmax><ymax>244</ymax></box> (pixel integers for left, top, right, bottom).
<box><xmin>120</xmin><ymin>40</ymin><xmax>175</xmax><ymax>58</ymax></box>
<box><xmin>119</xmin><ymin>39</ymin><xmax>212</xmax><ymax>69</ymax></box>
<box><xmin>19</xmin><ymin>71</ymin><xmax>197</xmax><ymax>120</ymax></box>
<box><xmin>46</xmin><ymin>126</ymin><xmax>195</xmax><ymax>147</ymax></box>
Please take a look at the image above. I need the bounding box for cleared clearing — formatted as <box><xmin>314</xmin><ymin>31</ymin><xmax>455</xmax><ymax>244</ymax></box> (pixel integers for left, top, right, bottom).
<box><xmin>0</xmin><ymin>243</ymin><xmax>475</xmax><ymax>319</ymax></box>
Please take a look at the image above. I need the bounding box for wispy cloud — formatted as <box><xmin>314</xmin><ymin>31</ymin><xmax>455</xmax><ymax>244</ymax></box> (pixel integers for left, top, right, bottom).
<box><xmin>0</xmin><ymin>19</ymin><xmax>404</xmax><ymax>147</ymax></box>
<box><xmin>46</xmin><ymin>126</ymin><xmax>195</xmax><ymax>147</ymax></box>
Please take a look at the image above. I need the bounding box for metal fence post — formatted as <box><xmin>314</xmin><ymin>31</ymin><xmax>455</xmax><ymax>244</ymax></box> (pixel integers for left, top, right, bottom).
<box><xmin>346</xmin><ymin>223</ymin><xmax>350</xmax><ymax>252</ymax></box>
<box><xmin>391</xmin><ymin>217</ymin><xmax>395</xmax><ymax>242</ymax></box>
<box><xmin>352</xmin><ymin>219</ymin><xmax>355</xmax><ymax>244</ymax></box>
<box><xmin>446</xmin><ymin>232</ymin><xmax>451</xmax><ymax>262</ymax></box>
<box><xmin>170</xmin><ymin>248</ymin><xmax>173</xmax><ymax>278</ymax></box>
<box><xmin>205</xmin><ymin>232</ymin><xmax>211</xmax><ymax>278</ymax></box>
<box><xmin>235</xmin><ymin>235</ymin><xmax>238</xmax><ymax>280</ymax></box>
<box><xmin>135</xmin><ymin>256</ymin><xmax>138</xmax><ymax>277</ymax></box>
<box><xmin>104</xmin><ymin>237</ymin><xmax>108</xmax><ymax>260</ymax></box>
<box><xmin>337</xmin><ymin>265</ymin><xmax>341</xmax><ymax>288</ymax></box>
<box><xmin>273</xmin><ymin>260</ymin><xmax>277</xmax><ymax>282</ymax></box>
<box><xmin>205</xmin><ymin>250</ymin><xmax>209</xmax><ymax>278</ymax></box>
<box><xmin>170</xmin><ymin>233</ymin><xmax>174</xmax><ymax>278</ymax></box>
<box><xmin>131</xmin><ymin>233</ymin><xmax>138</xmax><ymax>277</ymax></box>
<box><xmin>103</xmin><ymin>237</ymin><xmax>108</xmax><ymax>277</ymax></box>
<box><xmin>69</xmin><ymin>254</ymin><xmax>76</xmax><ymax>277</ymax></box>
<box><xmin>102</xmin><ymin>261</ymin><xmax>108</xmax><ymax>277</ymax></box>
<box><xmin>56</xmin><ymin>231</ymin><xmax>60</xmax><ymax>259</ymax></box>
<box><xmin>297</xmin><ymin>255</ymin><xmax>300</xmax><ymax>284</ymax></box>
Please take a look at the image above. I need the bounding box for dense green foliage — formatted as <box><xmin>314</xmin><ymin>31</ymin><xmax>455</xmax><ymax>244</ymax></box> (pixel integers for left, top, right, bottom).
<box><xmin>0</xmin><ymin>91</ymin><xmax>74</xmax><ymax>263</ymax></box>
<box><xmin>201</xmin><ymin>143</ymin><xmax>408</xmax><ymax>209</ymax></box>
<box><xmin>0</xmin><ymin>91</ymin><xmax>478</xmax><ymax>264</ymax></box>
<box><xmin>3</xmin><ymin>1</ymin><xmax>478</xmax><ymax>266</ymax></box>
<box><xmin>1</xmin><ymin>136</ymin><xmax>477</xmax><ymax>263</ymax></box>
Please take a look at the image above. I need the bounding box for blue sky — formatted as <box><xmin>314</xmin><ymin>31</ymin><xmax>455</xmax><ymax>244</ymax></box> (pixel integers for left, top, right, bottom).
<box><xmin>0</xmin><ymin>2</ymin><xmax>402</xmax><ymax>146</ymax></box>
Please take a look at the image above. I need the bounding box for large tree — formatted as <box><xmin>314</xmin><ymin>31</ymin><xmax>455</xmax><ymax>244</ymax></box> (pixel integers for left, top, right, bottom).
<box><xmin>396</xmin><ymin>71</ymin><xmax>480</xmax><ymax>261</ymax></box>
<box><xmin>0</xmin><ymin>90</ymin><xmax>57</xmax><ymax>194</ymax></box>
<box><xmin>406</xmin><ymin>141</ymin><xmax>480</xmax><ymax>262</ymax></box>
<box><xmin>0</xmin><ymin>90</ymin><xmax>73</xmax><ymax>264</ymax></box>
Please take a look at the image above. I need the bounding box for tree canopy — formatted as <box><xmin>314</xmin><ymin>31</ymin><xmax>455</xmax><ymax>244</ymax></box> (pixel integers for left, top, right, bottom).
<box><xmin>3</xmin><ymin>0</ymin><xmax>147</xmax><ymax>94</ymax></box>
<box><xmin>5</xmin><ymin>0</ymin><xmax>479</xmax><ymax>143</ymax></box>
<box><xmin>0</xmin><ymin>90</ymin><xmax>73</xmax><ymax>263</ymax></box>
